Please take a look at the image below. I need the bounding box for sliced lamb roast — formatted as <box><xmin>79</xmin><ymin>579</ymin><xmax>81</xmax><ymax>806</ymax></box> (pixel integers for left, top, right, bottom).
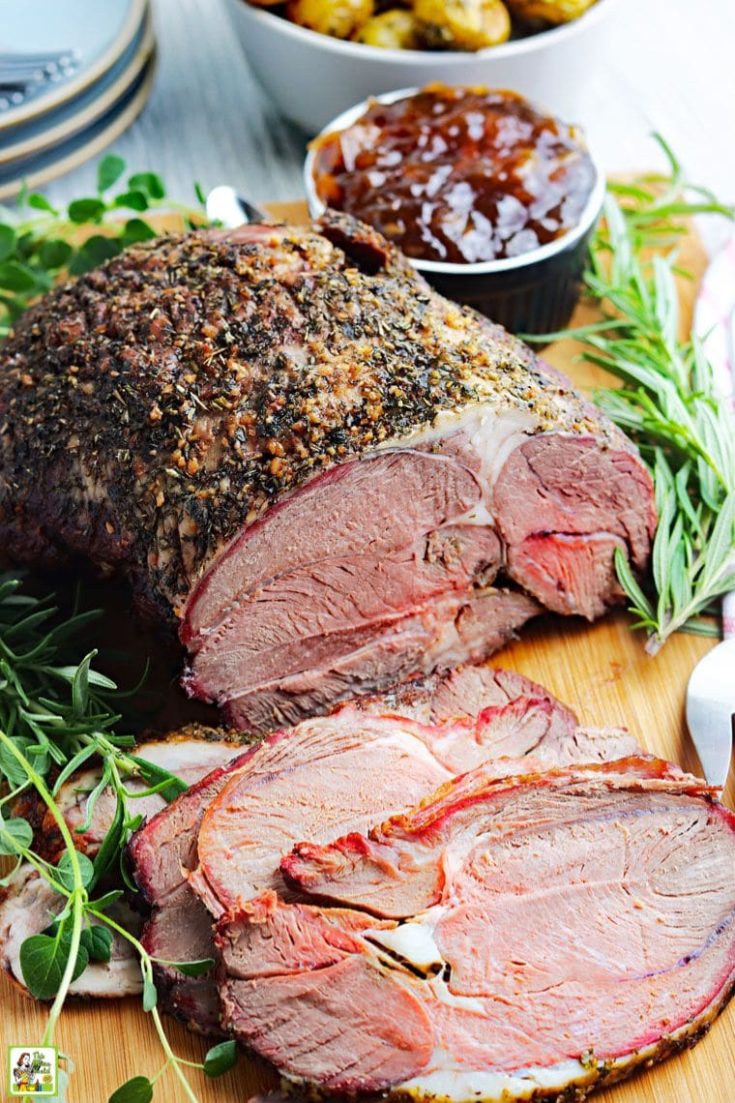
<box><xmin>129</xmin><ymin>745</ymin><xmax>260</xmax><ymax>1035</ymax></box>
<box><xmin>190</xmin><ymin>667</ymin><xmax>582</xmax><ymax>917</ymax></box>
<box><xmin>128</xmin><ymin>663</ymin><xmax>637</xmax><ymax>1036</ymax></box>
<box><xmin>27</xmin><ymin>725</ymin><xmax>248</xmax><ymax>864</ymax></box>
<box><xmin>0</xmin><ymin>215</ymin><xmax>655</xmax><ymax>733</ymax></box>
<box><xmin>219</xmin><ymin>758</ymin><xmax>735</xmax><ymax>1101</ymax></box>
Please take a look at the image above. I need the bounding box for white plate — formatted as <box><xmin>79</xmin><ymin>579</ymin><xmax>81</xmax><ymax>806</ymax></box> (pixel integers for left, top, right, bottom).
<box><xmin>0</xmin><ymin>0</ymin><xmax>147</xmax><ymax>131</ymax></box>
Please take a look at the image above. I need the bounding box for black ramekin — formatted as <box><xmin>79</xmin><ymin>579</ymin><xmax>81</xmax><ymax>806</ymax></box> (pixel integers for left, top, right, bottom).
<box><xmin>304</xmin><ymin>88</ymin><xmax>606</xmax><ymax>337</ymax></box>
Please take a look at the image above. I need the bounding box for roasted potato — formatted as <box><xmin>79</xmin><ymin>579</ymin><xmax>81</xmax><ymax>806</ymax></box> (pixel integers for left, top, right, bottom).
<box><xmin>288</xmin><ymin>0</ymin><xmax>374</xmax><ymax>38</ymax></box>
<box><xmin>504</xmin><ymin>0</ymin><xmax>596</xmax><ymax>23</ymax></box>
<box><xmin>355</xmin><ymin>8</ymin><xmax>422</xmax><ymax>47</ymax></box>
<box><xmin>414</xmin><ymin>0</ymin><xmax>511</xmax><ymax>50</ymax></box>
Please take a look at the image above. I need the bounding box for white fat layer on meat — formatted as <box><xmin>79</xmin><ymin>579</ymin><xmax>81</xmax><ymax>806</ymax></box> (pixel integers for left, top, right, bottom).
<box><xmin>464</xmin><ymin>407</ymin><xmax>537</xmax><ymax>502</ymax></box>
<box><xmin>399</xmin><ymin>1056</ymin><xmax>594</xmax><ymax>1102</ymax></box>
<box><xmin>398</xmin><ymin>995</ymin><xmax>723</xmax><ymax>1103</ymax></box>
<box><xmin>282</xmin><ymin>982</ymin><xmax>732</xmax><ymax>1103</ymax></box>
<box><xmin>380</xmin><ymin>405</ymin><xmax>537</xmax><ymax>526</ymax></box>
<box><xmin>366</xmin><ymin>910</ymin><xmax>487</xmax><ymax>1013</ymax></box>
<box><xmin>366</xmin><ymin>918</ymin><xmax>443</xmax><ymax>970</ymax></box>
<box><xmin>372</xmin><ymin>730</ymin><xmax>455</xmax><ymax>773</ymax></box>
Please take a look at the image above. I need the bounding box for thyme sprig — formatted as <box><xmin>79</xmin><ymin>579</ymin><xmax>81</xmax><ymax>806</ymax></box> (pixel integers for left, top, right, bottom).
<box><xmin>536</xmin><ymin>137</ymin><xmax>735</xmax><ymax>652</ymax></box>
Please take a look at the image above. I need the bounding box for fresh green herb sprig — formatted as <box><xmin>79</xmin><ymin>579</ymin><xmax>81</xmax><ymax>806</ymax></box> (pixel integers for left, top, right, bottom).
<box><xmin>0</xmin><ymin>575</ymin><xmax>234</xmax><ymax>1102</ymax></box>
<box><xmin>0</xmin><ymin>733</ymin><xmax>237</xmax><ymax>1103</ymax></box>
<box><xmin>537</xmin><ymin>137</ymin><xmax>735</xmax><ymax>653</ymax></box>
<box><xmin>0</xmin><ymin>573</ymin><xmax>185</xmax><ymax>822</ymax></box>
<box><xmin>0</xmin><ymin>154</ymin><xmax>205</xmax><ymax>339</ymax></box>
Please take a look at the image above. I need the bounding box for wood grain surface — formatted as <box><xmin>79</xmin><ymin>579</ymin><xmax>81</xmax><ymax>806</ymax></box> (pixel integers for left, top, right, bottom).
<box><xmin>1</xmin><ymin>204</ymin><xmax>731</xmax><ymax>1103</ymax></box>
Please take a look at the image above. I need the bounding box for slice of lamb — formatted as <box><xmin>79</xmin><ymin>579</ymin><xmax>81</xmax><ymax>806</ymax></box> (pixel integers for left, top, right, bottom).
<box><xmin>129</xmin><ymin>665</ymin><xmax>580</xmax><ymax>913</ymax></box>
<box><xmin>219</xmin><ymin>758</ymin><xmax>735</xmax><ymax>1100</ymax></box>
<box><xmin>141</xmin><ymin>883</ymin><xmax>223</xmax><ymax>1035</ymax></box>
<box><xmin>33</xmin><ymin>726</ymin><xmax>250</xmax><ymax>864</ymax></box>
<box><xmin>183</xmin><ymin>430</ymin><xmax>652</xmax><ymax>733</ymax></box>
<box><xmin>218</xmin><ymin>587</ymin><xmax>541</xmax><ymax>733</ymax></box>
<box><xmin>136</xmin><ymin>707</ymin><xmax>471</xmax><ymax>1038</ymax></box>
<box><xmin>357</xmin><ymin>663</ymin><xmax>549</xmax><ymax>724</ymax></box>
<box><xmin>0</xmin><ymin>865</ymin><xmax>142</xmax><ymax>998</ymax></box>
<box><xmin>128</xmin><ymin>743</ymin><xmax>266</xmax><ymax>1037</ymax></box>
<box><xmin>359</xmin><ymin>663</ymin><xmax>638</xmax><ymax>771</ymax></box>
<box><xmin>191</xmin><ymin>675</ymin><xmax>585</xmax><ymax>918</ymax></box>
<box><xmin>129</xmin><ymin>664</ymin><xmax>637</xmax><ymax>1036</ymax></box>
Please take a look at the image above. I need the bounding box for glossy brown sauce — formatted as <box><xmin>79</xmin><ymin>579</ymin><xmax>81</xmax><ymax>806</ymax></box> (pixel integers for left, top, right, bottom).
<box><xmin>311</xmin><ymin>85</ymin><xmax>596</xmax><ymax>265</ymax></box>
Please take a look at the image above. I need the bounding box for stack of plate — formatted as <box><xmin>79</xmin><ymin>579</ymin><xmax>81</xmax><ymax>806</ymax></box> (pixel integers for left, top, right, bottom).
<box><xmin>0</xmin><ymin>0</ymin><xmax>155</xmax><ymax>200</ymax></box>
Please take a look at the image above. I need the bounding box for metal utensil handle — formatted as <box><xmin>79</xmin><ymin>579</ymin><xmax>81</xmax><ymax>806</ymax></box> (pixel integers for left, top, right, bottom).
<box><xmin>205</xmin><ymin>186</ymin><xmax>269</xmax><ymax>229</ymax></box>
<box><xmin>0</xmin><ymin>50</ymin><xmax>76</xmax><ymax>66</ymax></box>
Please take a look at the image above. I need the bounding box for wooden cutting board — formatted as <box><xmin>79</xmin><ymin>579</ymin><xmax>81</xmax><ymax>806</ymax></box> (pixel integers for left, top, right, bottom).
<box><xmin>1</xmin><ymin>202</ymin><xmax>732</xmax><ymax>1103</ymax></box>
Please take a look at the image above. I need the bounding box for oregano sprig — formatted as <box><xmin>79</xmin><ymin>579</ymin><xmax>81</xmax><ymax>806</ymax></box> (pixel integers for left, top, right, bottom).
<box><xmin>0</xmin><ymin>729</ymin><xmax>88</xmax><ymax>1046</ymax></box>
<box><xmin>90</xmin><ymin>905</ymin><xmax>237</xmax><ymax>1103</ymax></box>
<box><xmin>0</xmin><ymin>153</ymin><xmax>206</xmax><ymax>339</ymax></box>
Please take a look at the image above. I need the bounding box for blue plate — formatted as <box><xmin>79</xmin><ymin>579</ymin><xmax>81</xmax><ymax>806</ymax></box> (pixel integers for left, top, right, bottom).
<box><xmin>0</xmin><ymin>8</ymin><xmax>152</xmax><ymax>163</ymax></box>
<box><xmin>0</xmin><ymin>0</ymin><xmax>146</xmax><ymax>131</ymax></box>
<box><xmin>0</xmin><ymin>51</ymin><xmax>156</xmax><ymax>199</ymax></box>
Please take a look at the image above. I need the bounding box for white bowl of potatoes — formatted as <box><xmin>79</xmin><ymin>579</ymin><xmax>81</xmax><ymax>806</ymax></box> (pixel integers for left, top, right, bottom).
<box><xmin>226</xmin><ymin>0</ymin><xmax>619</xmax><ymax>134</ymax></box>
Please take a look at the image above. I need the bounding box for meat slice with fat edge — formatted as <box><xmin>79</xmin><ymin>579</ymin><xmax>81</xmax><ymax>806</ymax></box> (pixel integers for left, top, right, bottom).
<box><xmin>128</xmin><ymin>663</ymin><xmax>637</xmax><ymax>1035</ymax></box>
<box><xmin>217</xmin><ymin>758</ymin><xmax>735</xmax><ymax>1101</ymax></box>
<box><xmin>31</xmin><ymin>725</ymin><xmax>248</xmax><ymax>864</ymax></box>
<box><xmin>0</xmin><ymin>865</ymin><xmax>144</xmax><ymax>999</ymax></box>
<box><xmin>0</xmin><ymin>729</ymin><xmax>249</xmax><ymax>1002</ymax></box>
<box><xmin>0</xmin><ymin>214</ymin><xmax>655</xmax><ymax>733</ymax></box>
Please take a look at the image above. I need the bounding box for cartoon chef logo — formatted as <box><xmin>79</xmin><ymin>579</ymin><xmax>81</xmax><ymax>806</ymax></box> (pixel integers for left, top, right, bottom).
<box><xmin>7</xmin><ymin>1047</ymin><xmax>57</xmax><ymax>1096</ymax></box>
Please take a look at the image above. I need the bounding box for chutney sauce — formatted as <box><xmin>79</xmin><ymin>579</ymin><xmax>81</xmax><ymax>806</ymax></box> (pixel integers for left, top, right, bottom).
<box><xmin>312</xmin><ymin>85</ymin><xmax>596</xmax><ymax>265</ymax></box>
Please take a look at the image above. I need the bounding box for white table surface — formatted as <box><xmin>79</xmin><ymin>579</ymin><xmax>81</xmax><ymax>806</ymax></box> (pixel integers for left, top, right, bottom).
<box><xmin>44</xmin><ymin>0</ymin><xmax>735</xmax><ymax>252</ymax></box>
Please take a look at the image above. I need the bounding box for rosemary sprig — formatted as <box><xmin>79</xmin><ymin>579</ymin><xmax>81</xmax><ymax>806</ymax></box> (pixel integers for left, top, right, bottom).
<box><xmin>0</xmin><ymin>576</ymin><xmax>235</xmax><ymax>1102</ymax></box>
<box><xmin>0</xmin><ymin>574</ymin><xmax>181</xmax><ymax>797</ymax></box>
<box><xmin>537</xmin><ymin>137</ymin><xmax>735</xmax><ymax>653</ymax></box>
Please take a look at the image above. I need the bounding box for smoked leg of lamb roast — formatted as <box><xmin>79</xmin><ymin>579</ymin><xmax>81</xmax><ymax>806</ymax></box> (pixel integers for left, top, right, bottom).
<box><xmin>127</xmin><ymin>664</ymin><xmax>637</xmax><ymax>1035</ymax></box>
<box><xmin>217</xmin><ymin>758</ymin><xmax>735</xmax><ymax>1102</ymax></box>
<box><xmin>0</xmin><ymin>215</ymin><xmax>655</xmax><ymax>733</ymax></box>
